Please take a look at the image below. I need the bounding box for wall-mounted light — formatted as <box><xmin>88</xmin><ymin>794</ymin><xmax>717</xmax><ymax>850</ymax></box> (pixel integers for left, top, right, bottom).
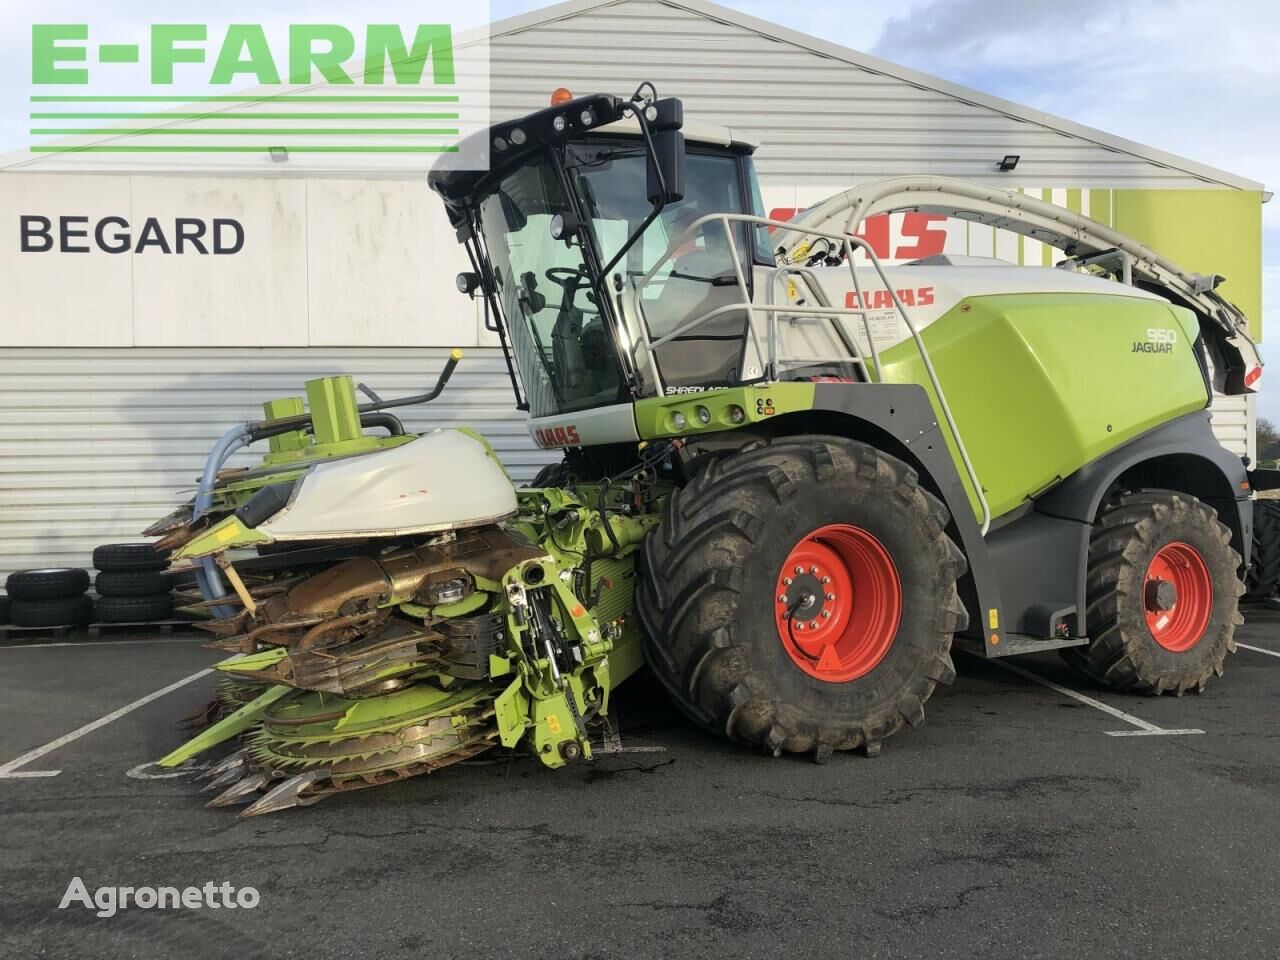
<box><xmin>269</xmin><ymin>146</ymin><xmax>289</xmax><ymax>163</ymax></box>
<box><xmin>998</xmin><ymin>154</ymin><xmax>1020</xmax><ymax>172</ymax></box>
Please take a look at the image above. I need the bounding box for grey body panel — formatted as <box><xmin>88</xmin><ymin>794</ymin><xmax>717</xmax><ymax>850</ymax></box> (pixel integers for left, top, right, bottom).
<box><xmin>799</xmin><ymin>393</ymin><xmax>1250</xmax><ymax>657</ymax></box>
<box><xmin>990</xmin><ymin>411</ymin><xmax>1253</xmax><ymax>650</ymax></box>
<box><xmin>806</xmin><ymin>382</ymin><xmax>1004</xmax><ymax>651</ymax></box>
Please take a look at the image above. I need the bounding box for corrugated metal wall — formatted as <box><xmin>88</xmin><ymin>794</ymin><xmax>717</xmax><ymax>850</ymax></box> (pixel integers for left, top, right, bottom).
<box><xmin>0</xmin><ymin>347</ymin><xmax>549</xmax><ymax>582</ymax></box>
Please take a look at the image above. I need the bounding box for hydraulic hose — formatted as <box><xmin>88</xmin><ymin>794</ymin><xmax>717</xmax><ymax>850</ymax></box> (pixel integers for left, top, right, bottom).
<box><xmin>193</xmin><ymin>423</ymin><xmax>254</xmax><ymax>618</ymax></box>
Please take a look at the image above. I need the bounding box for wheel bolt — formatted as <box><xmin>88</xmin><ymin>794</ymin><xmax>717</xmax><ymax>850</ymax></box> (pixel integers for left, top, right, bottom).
<box><xmin>777</xmin><ymin>594</ymin><xmax>787</xmax><ymax>603</ymax></box>
<box><xmin>795</xmin><ymin>622</ymin><xmax>805</xmax><ymax>631</ymax></box>
<box><xmin>810</xmin><ymin>566</ymin><xmax>819</xmax><ymax>575</ymax></box>
<box><xmin>821</xmin><ymin>576</ymin><xmax>830</xmax><ymax>584</ymax></box>
<box><xmin>825</xmin><ymin>592</ymin><xmax>836</xmax><ymax>601</ymax></box>
<box><xmin>795</xmin><ymin>566</ymin><xmax>804</xmax><ymax>575</ymax></box>
<box><xmin>822</xmin><ymin>610</ymin><xmax>831</xmax><ymax>618</ymax></box>
<box><xmin>783</xmin><ymin>577</ymin><xmax>793</xmax><ymax>586</ymax></box>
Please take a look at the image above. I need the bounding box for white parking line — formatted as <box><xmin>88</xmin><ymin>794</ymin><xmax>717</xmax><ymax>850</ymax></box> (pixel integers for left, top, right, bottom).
<box><xmin>0</xmin><ymin>669</ymin><xmax>212</xmax><ymax>779</ymax></box>
<box><xmin>0</xmin><ymin>637</ymin><xmax>206</xmax><ymax>650</ymax></box>
<box><xmin>1238</xmin><ymin>643</ymin><xmax>1280</xmax><ymax>659</ymax></box>
<box><xmin>992</xmin><ymin>660</ymin><xmax>1204</xmax><ymax>737</ymax></box>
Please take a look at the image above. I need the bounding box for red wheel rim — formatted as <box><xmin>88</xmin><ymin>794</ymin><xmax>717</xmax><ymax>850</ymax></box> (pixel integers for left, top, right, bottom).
<box><xmin>1144</xmin><ymin>541</ymin><xmax>1213</xmax><ymax>653</ymax></box>
<box><xmin>774</xmin><ymin>523</ymin><xmax>902</xmax><ymax>682</ymax></box>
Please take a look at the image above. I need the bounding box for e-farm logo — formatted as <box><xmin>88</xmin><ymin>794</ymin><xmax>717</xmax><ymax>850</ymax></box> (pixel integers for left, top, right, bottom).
<box><xmin>28</xmin><ymin>21</ymin><xmax>464</xmax><ymax>156</ymax></box>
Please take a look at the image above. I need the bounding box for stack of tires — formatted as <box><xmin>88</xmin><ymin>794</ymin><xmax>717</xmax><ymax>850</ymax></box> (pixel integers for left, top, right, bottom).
<box><xmin>93</xmin><ymin>543</ymin><xmax>175</xmax><ymax>624</ymax></box>
<box><xmin>4</xmin><ymin>569</ymin><xmax>93</xmax><ymax>627</ymax></box>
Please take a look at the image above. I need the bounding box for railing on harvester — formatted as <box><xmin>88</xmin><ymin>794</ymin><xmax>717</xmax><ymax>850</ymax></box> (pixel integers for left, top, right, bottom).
<box><xmin>627</xmin><ymin>212</ymin><xmax>991</xmax><ymax>534</ymax></box>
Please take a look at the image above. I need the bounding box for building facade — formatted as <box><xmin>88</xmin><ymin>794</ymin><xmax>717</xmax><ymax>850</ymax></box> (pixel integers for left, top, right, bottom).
<box><xmin>0</xmin><ymin>0</ymin><xmax>1265</xmax><ymax>580</ymax></box>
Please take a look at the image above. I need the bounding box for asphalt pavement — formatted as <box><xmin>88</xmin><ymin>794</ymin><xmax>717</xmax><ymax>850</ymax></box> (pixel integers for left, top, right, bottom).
<box><xmin>2</xmin><ymin>610</ymin><xmax>1278</xmax><ymax>960</ymax></box>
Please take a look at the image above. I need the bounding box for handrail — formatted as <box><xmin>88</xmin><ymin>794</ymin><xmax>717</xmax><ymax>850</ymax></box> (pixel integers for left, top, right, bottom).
<box><xmin>626</xmin><ymin>211</ymin><xmax>992</xmax><ymax>535</ymax></box>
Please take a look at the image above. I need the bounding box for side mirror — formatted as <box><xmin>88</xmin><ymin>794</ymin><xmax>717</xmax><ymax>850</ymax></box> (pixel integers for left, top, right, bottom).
<box><xmin>644</xmin><ymin>97</ymin><xmax>685</xmax><ymax>205</ymax></box>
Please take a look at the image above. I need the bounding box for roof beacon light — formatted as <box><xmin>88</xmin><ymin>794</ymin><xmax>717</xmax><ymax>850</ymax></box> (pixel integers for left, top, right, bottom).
<box><xmin>551</xmin><ymin>87</ymin><xmax>574</xmax><ymax>105</ymax></box>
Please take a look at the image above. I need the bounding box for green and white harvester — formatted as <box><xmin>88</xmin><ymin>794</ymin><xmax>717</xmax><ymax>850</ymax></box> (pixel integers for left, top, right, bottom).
<box><xmin>152</xmin><ymin>85</ymin><xmax>1263</xmax><ymax>815</ymax></box>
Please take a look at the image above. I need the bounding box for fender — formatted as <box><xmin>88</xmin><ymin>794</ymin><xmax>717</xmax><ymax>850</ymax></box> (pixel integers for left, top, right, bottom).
<box><xmin>803</xmin><ymin>381</ymin><xmax>1006</xmax><ymax>651</ymax></box>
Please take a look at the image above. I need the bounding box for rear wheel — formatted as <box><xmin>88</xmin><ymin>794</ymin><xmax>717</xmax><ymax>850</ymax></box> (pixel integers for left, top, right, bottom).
<box><xmin>1245</xmin><ymin>500</ymin><xmax>1280</xmax><ymax>599</ymax></box>
<box><xmin>637</xmin><ymin>435</ymin><xmax>968</xmax><ymax>759</ymax></box>
<box><xmin>1062</xmin><ymin>490</ymin><xmax>1243</xmax><ymax>694</ymax></box>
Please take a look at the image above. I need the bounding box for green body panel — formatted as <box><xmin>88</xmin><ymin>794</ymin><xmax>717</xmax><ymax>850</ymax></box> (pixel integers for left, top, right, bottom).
<box><xmin>264</xmin><ymin>397</ymin><xmax>307</xmax><ymax>455</ymax></box>
<box><xmin>878</xmin><ymin>293</ymin><xmax>1211</xmax><ymax>520</ymax></box>
<box><xmin>157</xmin><ymin>683</ymin><xmax>292</xmax><ymax>767</ymax></box>
<box><xmin>258</xmin><ymin>375</ymin><xmax>412</xmax><ymax>469</ymax></box>
<box><xmin>176</xmin><ymin>515</ymin><xmax>273</xmax><ymax>558</ymax></box>
<box><xmin>306</xmin><ymin>375</ymin><xmax>363</xmax><ymax>445</ymax></box>
<box><xmin>633</xmin><ymin>382</ymin><xmax>816</xmax><ymax>440</ymax></box>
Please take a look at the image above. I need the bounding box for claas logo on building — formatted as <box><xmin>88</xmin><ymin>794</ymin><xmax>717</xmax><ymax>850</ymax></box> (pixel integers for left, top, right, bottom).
<box><xmin>31</xmin><ymin>24</ymin><xmax>456</xmax><ymax>86</ymax></box>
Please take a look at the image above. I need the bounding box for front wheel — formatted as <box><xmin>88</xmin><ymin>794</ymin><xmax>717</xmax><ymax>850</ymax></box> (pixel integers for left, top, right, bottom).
<box><xmin>637</xmin><ymin>435</ymin><xmax>969</xmax><ymax>760</ymax></box>
<box><xmin>1062</xmin><ymin>490</ymin><xmax>1243</xmax><ymax>694</ymax></box>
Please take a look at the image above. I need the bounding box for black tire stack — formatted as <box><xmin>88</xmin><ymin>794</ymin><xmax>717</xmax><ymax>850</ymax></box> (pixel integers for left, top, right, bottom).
<box><xmin>5</xmin><ymin>569</ymin><xmax>94</xmax><ymax>627</ymax></box>
<box><xmin>93</xmin><ymin>543</ymin><xmax>175</xmax><ymax>623</ymax></box>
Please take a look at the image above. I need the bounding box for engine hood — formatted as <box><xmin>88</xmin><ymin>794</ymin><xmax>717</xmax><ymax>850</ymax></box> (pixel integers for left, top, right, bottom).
<box><xmin>260</xmin><ymin>429</ymin><xmax>516</xmax><ymax>540</ymax></box>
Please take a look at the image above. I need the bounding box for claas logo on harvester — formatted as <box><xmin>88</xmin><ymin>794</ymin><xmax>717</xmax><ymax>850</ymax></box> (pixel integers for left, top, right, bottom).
<box><xmin>534</xmin><ymin>426</ymin><xmax>582</xmax><ymax>448</ymax></box>
<box><xmin>845</xmin><ymin>287</ymin><xmax>936</xmax><ymax>310</ymax></box>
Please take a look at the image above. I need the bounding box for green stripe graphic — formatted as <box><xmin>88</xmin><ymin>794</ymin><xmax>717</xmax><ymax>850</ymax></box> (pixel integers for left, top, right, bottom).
<box><xmin>30</xmin><ymin>128</ymin><xmax>459</xmax><ymax>136</ymax></box>
<box><xmin>31</xmin><ymin>112</ymin><xmax>459</xmax><ymax>119</ymax></box>
<box><xmin>31</xmin><ymin>95</ymin><xmax>460</xmax><ymax>102</ymax></box>
<box><xmin>29</xmin><ymin>145</ymin><xmax>460</xmax><ymax>153</ymax></box>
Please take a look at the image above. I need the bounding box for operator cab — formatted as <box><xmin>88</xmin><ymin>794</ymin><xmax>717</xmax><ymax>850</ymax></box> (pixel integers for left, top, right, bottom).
<box><xmin>431</xmin><ymin>85</ymin><xmax>852</xmax><ymax>419</ymax></box>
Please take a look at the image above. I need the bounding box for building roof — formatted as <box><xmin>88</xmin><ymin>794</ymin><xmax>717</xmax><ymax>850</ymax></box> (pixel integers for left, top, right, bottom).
<box><xmin>488</xmin><ymin>0</ymin><xmax>1264</xmax><ymax>193</ymax></box>
<box><xmin>0</xmin><ymin>0</ymin><xmax>1265</xmax><ymax>193</ymax></box>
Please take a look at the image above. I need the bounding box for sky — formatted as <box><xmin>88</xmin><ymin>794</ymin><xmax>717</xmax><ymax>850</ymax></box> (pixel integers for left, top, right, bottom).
<box><xmin>4</xmin><ymin>0</ymin><xmax>1277</xmax><ymax>418</ymax></box>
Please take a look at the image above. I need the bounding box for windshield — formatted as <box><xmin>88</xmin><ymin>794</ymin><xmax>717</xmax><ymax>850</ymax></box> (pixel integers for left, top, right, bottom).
<box><xmin>568</xmin><ymin>143</ymin><xmax>753</xmax><ymax>394</ymax></box>
<box><xmin>477</xmin><ymin>153</ymin><xmax>623</xmax><ymax>418</ymax></box>
<box><xmin>475</xmin><ymin>140</ymin><xmax>754</xmax><ymax>416</ymax></box>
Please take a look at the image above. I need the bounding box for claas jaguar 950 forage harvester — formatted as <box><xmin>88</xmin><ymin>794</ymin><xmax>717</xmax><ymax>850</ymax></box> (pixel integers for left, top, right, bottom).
<box><xmin>151</xmin><ymin>84</ymin><xmax>1263</xmax><ymax>815</ymax></box>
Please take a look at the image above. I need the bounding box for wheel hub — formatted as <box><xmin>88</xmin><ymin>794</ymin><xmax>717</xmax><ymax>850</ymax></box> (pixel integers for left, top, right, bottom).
<box><xmin>1143</xmin><ymin>542</ymin><xmax>1213</xmax><ymax>653</ymax></box>
<box><xmin>774</xmin><ymin>523</ymin><xmax>902</xmax><ymax>682</ymax></box>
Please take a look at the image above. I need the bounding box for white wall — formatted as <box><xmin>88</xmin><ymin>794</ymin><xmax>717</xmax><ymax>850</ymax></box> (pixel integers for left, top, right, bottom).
<box><xmin>0</xmin><ymin>173</ymin><xmax>479</xmax><ymax>349</ymax></box>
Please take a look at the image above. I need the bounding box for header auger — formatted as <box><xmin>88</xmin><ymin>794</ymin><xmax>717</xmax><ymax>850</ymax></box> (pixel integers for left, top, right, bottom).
<box><xmin>154</xmin><ymin>83</ymin><xmax>1255</xmax><ymax>813</ymax></box>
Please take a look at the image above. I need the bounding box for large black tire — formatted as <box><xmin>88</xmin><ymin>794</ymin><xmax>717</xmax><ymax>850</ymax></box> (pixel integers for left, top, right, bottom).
<box><xmin>95</xmin><ymin>570</ymin><xmax>173</xmax><ymax>597</ymax></box>
<box><xmin>637</xmin><ymin>435</ymin><xmax>968</xmax><ymax>760</ymax></box>
<box><xmin>1245</xmin><ymin>500</ymin><xmax>1280</xmax><ymax>599</ymax></box>
<box><xmin>1062</xmin><ymin>490</ymin><xmax>1243</xmax><ymax>695</ymax></box>
<box><xmin>5</xmin><ymin>568</ymin><xmax>90</xmax><ymax>600</ymax></box>
<box><xmin>526</xmin><ymin>461</ymin><xmax>570</xmax><ymax>488</ymax></box>
<box><xmin>94</xmin><ymin>594</ymin><xmax>175</xmax><ymax>624</ymax></box>
<box><xmin>10</xmin><ymin>595</ymin><xmax>93</xmax><ymax>627</ymax></box>
<box><xmin>92</xmin><ymin>542</ymin><xmax>170</xmax><ymax>572</ymax></box>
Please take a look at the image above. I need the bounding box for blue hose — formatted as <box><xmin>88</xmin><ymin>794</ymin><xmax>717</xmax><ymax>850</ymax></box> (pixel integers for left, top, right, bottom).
<box><xmin>192</xmin><ymin>424</ymin><xmax>254</xmax><ymax>618</ymax></box>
